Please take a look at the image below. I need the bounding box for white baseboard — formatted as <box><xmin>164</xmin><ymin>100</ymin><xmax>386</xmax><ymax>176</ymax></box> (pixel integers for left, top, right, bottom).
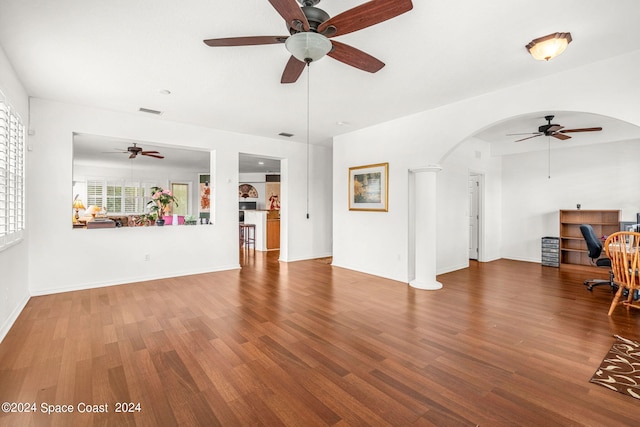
<box><xmin>329</xmin><ymin>262</ymin><xmax>408</xmax><ymax>284</ymax></box>
<box><xmin>0</xmin><ymin>294</ymin><xmax>30</xmax><ymax>344</ymax></box>
<box><xmin>29</xmin><ymin>264</ymin><xmax>241</xmax><ymax>296</ymax></box>
<box><xmin>436</xmin><ymin>262</ymin><xmax>470</xmax><ymax>275</ymax></box>
<box><xmin>281</xmin><ymin>252</ymin><xmax>333</xmax><ymax>263</ymax></box>
<box><xmin>502</xmin><ymin>256</ymin><xmax>540</xmax><ymax>264</ymax></box>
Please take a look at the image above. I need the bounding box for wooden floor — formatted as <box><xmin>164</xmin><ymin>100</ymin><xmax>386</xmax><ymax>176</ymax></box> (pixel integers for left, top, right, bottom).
<box><xmin>1</xmin><ymin>252</ymin><xmax>639</xmax><ymax>426</ymax></box>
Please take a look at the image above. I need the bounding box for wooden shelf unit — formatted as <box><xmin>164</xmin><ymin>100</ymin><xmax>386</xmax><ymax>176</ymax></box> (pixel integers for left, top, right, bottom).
<box><xmin>559</xmin><ymin>209</ymin><xmax>620</xmax><ymax>267</ymax></box>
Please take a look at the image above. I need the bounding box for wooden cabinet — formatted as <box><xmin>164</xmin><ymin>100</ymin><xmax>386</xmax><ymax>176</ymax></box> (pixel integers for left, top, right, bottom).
<box><xmin>559</xmin><ymin>210</ymin><xmax>620</xmax><ymax>267</ymax></box>
<box><xmin>267</xmin><ymin>220</ymin><xmax>280</xmax><ymax>250</ymax></box>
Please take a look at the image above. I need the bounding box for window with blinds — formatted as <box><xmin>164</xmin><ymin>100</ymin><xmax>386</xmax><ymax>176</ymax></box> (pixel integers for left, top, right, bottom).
<box><xmin>0</xmin><ymin>95</ymin><xmax>25</xmax><ymax>250</ymax></box>
<box><xmin>106</xmin><ymin>183</ymin><xmax>122</xmax><ymax>213</ymax></box>
<box><xmin>124</xmin><ymin>184</ymin><xmax>145</xmax><ymax>213</ymax></box>
<box><xmin>85</xmin><ymin>179</ymin><xmax>104</xmax><ymax>213</ymax></box>
<box><xmin>84</xmin><ymin>180</ymin><xmax>154</xmax><ymax>215</ymax></box>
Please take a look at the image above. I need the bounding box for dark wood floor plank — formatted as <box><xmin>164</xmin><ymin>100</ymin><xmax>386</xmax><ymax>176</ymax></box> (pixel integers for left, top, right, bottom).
<box><xmin>1</xmin><ymin>254</ymin><xmax>640</xmax><ymax>426</ymax></box>
<box><xmin>284</xmin><ymin>361</ymin><xmax>394</xmax><ymax>426</ymax></box>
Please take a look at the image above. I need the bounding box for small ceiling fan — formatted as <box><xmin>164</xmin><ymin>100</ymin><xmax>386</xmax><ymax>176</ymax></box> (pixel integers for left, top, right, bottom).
<box><xmin>114</xmin><ymin>143</ymin><xmax>164</xmax><ymax>159</ymax></box>
<box><xmin>203</xmin><ymin>0</ymin><xmax>413</xmax><ymax>83</ymax></box>
<box><xmin>509</xmin><ymin>115</ymin><xmax>603</xmax><ymax>142</ymax></box>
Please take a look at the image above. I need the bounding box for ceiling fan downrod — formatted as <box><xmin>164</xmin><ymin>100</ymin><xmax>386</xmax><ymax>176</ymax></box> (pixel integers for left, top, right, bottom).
<box><xmin>299</xmin><ymin>0</ymin><xmax>321</xmax><ymax>6</ymax></box>
<box><xmin>291</xmin><ymin>4</ymin><xmax>330</xmax><ymax>34</ymax></box>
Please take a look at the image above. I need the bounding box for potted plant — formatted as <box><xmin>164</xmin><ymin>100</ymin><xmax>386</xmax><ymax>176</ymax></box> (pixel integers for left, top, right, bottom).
<box><xmin>132</xmin><ymin>213</ymin><xmax>146</xmax><ymax>226</ymax></box>
<box><xmin>146</xmin><ymin>212</ymin><xmax>157</xmax><ymax>226</ymax></box>
<box><xmin>147</xmin><ymin>186</ymin><xmax>178</xmax><ymax>226</ymax></box>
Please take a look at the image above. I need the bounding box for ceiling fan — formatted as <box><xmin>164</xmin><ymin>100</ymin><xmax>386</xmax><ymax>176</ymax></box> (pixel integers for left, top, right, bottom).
<box><xmin>114</xmin><ymin>143</ymin><xmax>164</xmax><ymax>159</ymax></box>
<box><xmin>509</xmin><ymin>115</ymin><xmax>603</xmax><ymax>142</ymax></box>
<box><xmin>203</xmin><ymin>0</ymin><xmax>413</xmax><ymax>83</ymax></box>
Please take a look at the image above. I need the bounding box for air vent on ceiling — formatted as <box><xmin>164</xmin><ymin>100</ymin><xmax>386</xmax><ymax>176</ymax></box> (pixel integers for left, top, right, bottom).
<box><xmin>278</xmin><ymin>132</ymin><xmax>294</xmax><ymax>137</ymax></box>
<box><xmin>139</xmin><ymin>107</ymin><xmax>163</xmax><ymax>115</ymax></box>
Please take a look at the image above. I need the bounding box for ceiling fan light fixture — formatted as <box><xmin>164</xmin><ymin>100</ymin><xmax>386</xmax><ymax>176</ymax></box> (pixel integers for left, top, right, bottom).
<box><xmin>285</xmin><ymin>32</ymin><xmax>332</xmax><ymax>63</ymax></box>
<box><xmin>526</xmin><ymin>32</ymin><xmax>572</xmax><ymax>61</ymax></box>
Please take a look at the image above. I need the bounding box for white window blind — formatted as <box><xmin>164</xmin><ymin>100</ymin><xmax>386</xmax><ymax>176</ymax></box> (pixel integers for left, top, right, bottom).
<box><xmin>124</xmin><ymin>183</ymin><xmax>146</xmax><ymax>213</ymax></box>
<box><xmin>83</xmin><ymin>180</ymin><xmax>155</xmax><ymax>215</ymax></box>
<box><xmin>106</xmin><ymin>182</ymin><xmax>122</xmax><ymax>213</ymax></box>
<box><xmin>87</xmin><ymin>179</ymin><xmax>105</xmax><ymax>208</ymax></box>
<box><xmin>0</xmin><ymin>95</ymin><xmax>25</xmax><ymax>250</ymax></box>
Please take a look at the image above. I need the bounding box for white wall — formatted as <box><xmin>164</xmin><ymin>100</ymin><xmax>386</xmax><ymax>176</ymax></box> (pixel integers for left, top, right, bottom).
<box><xmin>27</xmin><ymin>98</ymin><xmax>333</xmax><ymax>295</ymax></box>
<box><xmin>501</xmin><ymin>138</ymin><xmax>640</xmax><ymax>262</ymax></box>
<box><xmin>282</xmin><ymin>142</ymin><xmax>333</xmax><ymax>262</ymax></box>
<box><xmin>0</xmin><ymin>45</ymin><xmax>30</xmax><ymax>342</ymax></box>
<box><xmin>436</xmin><ymin>136</ymin><xmax>640</xmax><ymax>272</ymax></box>
<box><xmin>333</xmin><ymin>50</ymin><xmax>640</xmax><ymax>283</ymax></box>
<box><xmin>332</xmin><ymin>138</ymin><xmax>412</xmax><ymax>281</ymax></box>
<box><xmin>438</xmin><ymin>137</ymin><xmax>503</xmax><ymax>273</ymax></box>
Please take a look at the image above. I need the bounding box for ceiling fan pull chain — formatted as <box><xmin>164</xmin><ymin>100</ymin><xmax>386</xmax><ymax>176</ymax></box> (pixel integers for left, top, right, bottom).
<box><xmin>548</xmin><ymin>136</ymin><xmax>551</xmax><ymax>179</ymax></box>
<box><xmin>306</xmin><ymin>62</ymin><xmax>310</xmax><ymax>219</ymax></box>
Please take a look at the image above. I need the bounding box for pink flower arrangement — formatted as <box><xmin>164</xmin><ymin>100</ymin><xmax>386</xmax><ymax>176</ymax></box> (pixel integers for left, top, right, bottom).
<box><xmin>147</xmin><ymin>186</ymin><xmax>178</xmax><ymax>217</ymax></box>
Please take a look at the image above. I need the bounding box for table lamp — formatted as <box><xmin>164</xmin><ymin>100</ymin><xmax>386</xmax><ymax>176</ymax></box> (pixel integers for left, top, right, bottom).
<box><xmin>86</xmin><ymin>205</ymin><xmax>101</xmax><ymax>221</ymax></box>
<box><xmin>73</xmin><ymin>197</ymin><xmax>85</xmax><ymax>223</ymax></box>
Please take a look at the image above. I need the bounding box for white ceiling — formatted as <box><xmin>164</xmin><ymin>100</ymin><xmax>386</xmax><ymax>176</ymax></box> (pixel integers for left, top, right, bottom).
<box><xmin>73</xmin><ymin>134</ymin><xmax>211</xmax><ymax>171</ymax></box>
<box><xmin>477</xmin><ymin>111</ymin><xmax>640</xmax><ymax>156</ymax></box>
<box><xmin>2</xmin><ymin>0</ymin><xmax>640</xmax><ymax>148</ymax></box>
<box><xmin>73</xmin><ymin>134</ymin><xmax>280</xmax><ymax>174</ymax></box>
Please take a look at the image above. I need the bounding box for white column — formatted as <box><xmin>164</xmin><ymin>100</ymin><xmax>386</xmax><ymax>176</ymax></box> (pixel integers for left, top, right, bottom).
<box><xmin>409</xmin><ymin>165</ymin><xmax>443</xmax><ymax>290</ymax></box>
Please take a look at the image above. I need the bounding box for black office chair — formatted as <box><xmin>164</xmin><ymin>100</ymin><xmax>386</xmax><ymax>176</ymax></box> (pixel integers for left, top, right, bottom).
<box><xmin>579</xmin><ymin>224</ymin><xmax>615</xmax><ymax>291</ymax></box>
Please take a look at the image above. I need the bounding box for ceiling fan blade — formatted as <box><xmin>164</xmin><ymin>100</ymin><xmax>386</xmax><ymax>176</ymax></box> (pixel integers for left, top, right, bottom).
<box><xmin>559</xmin><ymin>127</ymin><xmax>603</xmax><ymax>133</ymax></box>
<box><xmin>268</xmin><ymin>0</ymin><xmax>309</xmax><ymax>32</ymax></box>
<box><xmin>327</xmin><ymin>40</ymin><xmax>385</xmax><ymax>73</ymax></box>
<box><xmin>318</xmin><ymin>0</ymin><xmax>413</xmax><ymax>37</ymax></box>
<box><xmin>204</xmin><ymin>36</ymin><xmax>288</xmax><ymax>47</ymax></box>
<box><xmin>547</xmin><ymin>125</ymin><xmax>563</xmax><ymax>133</ymax></box>
<box><xmin>142</xmin><ymin>153</ymin><xmax>164</xmax><ymax>159</ymax></box>
<box><xmin>140</xmin><ymin>150</ymin><xmax>160</xmax><ymax>154</ymax></box>
<box><xmin>552</xmin><ymin>133</ymin><xmax>571</xmax><ymax>141</ymax></box>
<box><xmin>514</xmin><ymin>134</ymin><xmax>543</xmax><ymax>142</ymax></box>
<box><xmin>129</xmin><ymin>153</ymin><xmax>137</xmax><ymax>159</ymax></box>
<box><xmin>506</xmin><ymin>132</ymin><xmax>540</xmax><ymax>136</ymax></box>
<box><xmin>281</xmin><ymin>55</ymin><xmax>306</xmax><ymax>84</ymax></box>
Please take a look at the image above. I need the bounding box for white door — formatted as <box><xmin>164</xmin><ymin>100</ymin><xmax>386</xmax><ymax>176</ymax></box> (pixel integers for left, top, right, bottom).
<box><xmin>468</xmin><ymin>174</ymin><xmax>480</xmax><ymax>260</ymax></box>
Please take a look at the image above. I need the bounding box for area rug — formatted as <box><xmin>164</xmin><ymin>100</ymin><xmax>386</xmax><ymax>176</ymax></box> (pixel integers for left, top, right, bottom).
<box><xmin>590</xmin><ymin>335</ymin><xmax>640</xmax><ymax>399</ymax></box>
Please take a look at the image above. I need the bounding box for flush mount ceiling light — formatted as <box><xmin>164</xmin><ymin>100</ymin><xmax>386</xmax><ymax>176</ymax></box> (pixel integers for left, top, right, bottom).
<box><xmin>285</xmin><ymin>32</ymin><xmax>332</xmax><ymax>63</ymax></box>
<box><xmin>526</xmin><ymin>32</ymin><xmax>572</xmax><ymax>61</ymax></box>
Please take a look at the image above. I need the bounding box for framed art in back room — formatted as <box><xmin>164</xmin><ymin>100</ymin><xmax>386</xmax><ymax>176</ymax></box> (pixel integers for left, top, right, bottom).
<box><xmin>198</xmin><ymin>173</ymin><xmax>210</xmax><ymax>219</ymax></box>
<box><xmin>348</xmin><ymin>162</ymin><xmax>388</xmax><ymax>212</ymax></box>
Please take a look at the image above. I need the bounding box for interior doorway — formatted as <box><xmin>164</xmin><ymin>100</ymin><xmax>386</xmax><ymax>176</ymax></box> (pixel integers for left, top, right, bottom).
<box><xmin>238</xmin><ymin>153</ymin><xmax>283</xmax><ymax>261</ymax></box>
<box><xmin>468</xmin><ymin>173</ymin><xmax>482</xmax><ymax>260</ymax></box>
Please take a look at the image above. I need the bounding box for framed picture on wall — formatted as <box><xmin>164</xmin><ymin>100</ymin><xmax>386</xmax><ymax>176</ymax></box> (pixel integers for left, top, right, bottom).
<box><xmin>198</xmin><ymin>174</ymin><xmax>210</xmax><ymax>218</ymax></box>
<box><xmin>348</xmin><ymin>162</ymin><xmax>388</xmax><ymax>212</ymax></box>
